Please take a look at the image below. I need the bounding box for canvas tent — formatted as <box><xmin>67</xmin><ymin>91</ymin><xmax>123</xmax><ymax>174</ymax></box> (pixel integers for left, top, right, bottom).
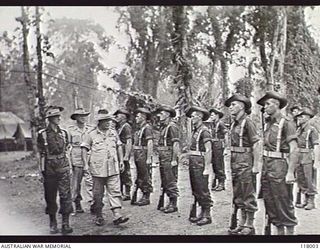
<box><xmin>0</xmin><ymin>112</ymin><xmax>32</xmax><ymax>151</ymax></box>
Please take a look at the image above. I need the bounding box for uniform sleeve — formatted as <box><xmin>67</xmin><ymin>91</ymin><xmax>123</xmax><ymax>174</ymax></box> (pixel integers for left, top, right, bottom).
<box><xmin>246</xmin><ymin>119</ymin><xmax>260</xmax><ymax>145</ymax></box>
<box><xmin>63</xmin><ymin>129</ymin><xmax>70</xmax><ymax>148</ymax></box>
<box><xmin>285</xmin><ymin>120</ymin><xmax>298</xmax><ymax>143</ymax></box>
<box><xmin>219</xmin><ymin>121</ymin><xmax>227</xmax><ymax>136</ymax></box>
<box><xmin>123</xmin><ymin>125</ymin><xmax>132</xmax><ymax>140</ymax></box>
<box><xmin>81</xmin><ymin>133</ymin><xmax>93</xmax><ymax>150</ymax></box>
<box><xmin>201</xmin><ymin>130</ymin><xmax>212</xmax><ymax>144</ymax></box>
<box><xmin>144</xmin><ymin>126</ymin><xmax>153</xmax><ymax>141</ymax></box>
<box><xmin>116</xmin><ymin>132</ymin><xmax>123</xmax><ymax>146</ymax></box>
<box><xmin>37</xmin><ymin>132</ymin><xmax>45</xmax><ymax>155</ymax></box>
<box><xmin>310</xmin><ymin>128</ymin><xmax>319</xmax><ymax>146</ymax></box>
<box><xmin>169</xmin><ymin>125</ymin><xmax>180</xmax><ymax>143</ymax></box>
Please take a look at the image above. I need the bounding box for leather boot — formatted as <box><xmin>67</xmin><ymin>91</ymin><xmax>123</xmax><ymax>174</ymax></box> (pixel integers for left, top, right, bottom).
<box><xmin>228</xmin><ymin>209</ymin><xmax>246</xmax><ymax>235</ymax></box>
<box><xmin>239</xmin><ymin>211</ymin><xmax>255</xmax><ymax>235</ymax></box>
<box><xmin>49</xmin><ymin>214</ymin><xmax>58</xmax><ymax>234</ymax></box>
<box><xmin>61</xmin><ymin>214</ymin><xmax>73</xmax><ymax>235</ymax></box>
<box><xmin>123</xmin><ymin>185</ymin><xmax>131</xmax><ymax>201</ymax></box>
<box><xmin>189</xmin><ymin>208</ymin><xmax>203</xmax><ymax>223</ymax></box>
<box><xmin>138</xmin><ymin>192</ymin><xmax>150</xmax><ymax>206</ymax></box>
<box><xmin>214</xmin><ymin>179</ymin><xmax>225</xmax><ymax>192</ymax></box>
<box><xmin>211</xmin><ymin>178</ymin><xmax>217</xmax><ymax>191</ymax></box>
<box><xmin>75</xmin><ymin>201</ymin><xmax>84</xmax><ymax>213</ymax></box>
<box><xmin>196</xmin><ymin>207</ymin><xmax>212</xmax><ymax>226</ymax></box>
<box><xmin>286</xmin><ymin>226</ymin><xmax>295</xmax><ymax>235</ymax></box>
<box><xmin>296</xmin><ymin>194</ymin><xmax>308</xmax><ymax>208</ymax></box>
<box><xmin>164</xmin><ymin>197</ymin><xmax>178</xmax><ymax>213</ymax></box>
<box><xmin>305</xmin><ymin>195</ymin><xmax>316</xmax><ymax>210</ymax></box>
<box><xmin>112</xmin><ymin>208</ymin><xmax>129</xmax><ymax>225</ymax></box>
<box><xmin>277</xmin><ymin>225</ymin><xmax>285</xmax><ymax>235</ymax></box>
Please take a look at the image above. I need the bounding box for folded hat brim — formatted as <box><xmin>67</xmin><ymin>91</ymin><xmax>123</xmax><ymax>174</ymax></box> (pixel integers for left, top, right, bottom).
<box><xmin>186</xmin><ymin>107</ymin><xmax>210</xmax><ymax>121</ymax></box>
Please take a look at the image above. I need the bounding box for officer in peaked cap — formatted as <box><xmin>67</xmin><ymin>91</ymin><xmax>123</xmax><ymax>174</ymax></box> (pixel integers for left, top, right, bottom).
<box><xmin>257</xmin><ymin>91</ymin><xmax>298</xmax><ymax>235</ymax></box>
<box><xmin>186</xmin><ymin>106</ymin><xmax>213</xmax><ymax>226</ymax></box>
<box><xmin>37</xmin><ymin>106</ymin><xmax>73</xmax><ymax>235</ymax></box>
<box><xmin>225</xmin><ymin>94</ymin><xmax>260</xmax><ymax>235</ymax></box>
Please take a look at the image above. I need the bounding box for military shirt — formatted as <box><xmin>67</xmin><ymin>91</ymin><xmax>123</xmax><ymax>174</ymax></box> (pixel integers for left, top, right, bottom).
<box><xmin>209</xmin><ymin>120</ymin><xmax>226</xmax><ymax>140</ymax></box>
<box><xmin>81</xmin><ymin>128</ymin><xmax>122</xmax><ymax>177</ymax></box>
<box><xmin>190</xmin><ymin>123</ymin><xmax>211</xmax><ymax>152</ymax></box>
<box><xmin>68</xmin><ymin>123</ymin><xmax>94</xmax><ymax>167</ymax></box>
<box><xmin>158</xmin><ymin>122</ymin><xmax>180</xmax><ymax>147</ymax></box>
<box><xmin>230</xmin><ymin>113</ymin><xmax>259</xmax><ymax>147</ymax></box>
<box><xmin>134</xmin><ymin>122</ymin><xmax>153</xmax><ymax>147</ymax></box>
<box><xmin>296</xmin><ymin>122</ymin><xmax>319</xmax><ymax>149</ymax></box>
<box><xmin>264</xmin><ymin>113</ymin><xmax>297</xmax><ymax>153</ymax></box>
<box><xmin>37</xmin><ymin>125</ymin><xmax>69</xmax><ymax>156</ymax></box>
<box><xmin>118</xmin><ymin>122</ymin><xmax>132</xmax><ymax>144</ymax></box>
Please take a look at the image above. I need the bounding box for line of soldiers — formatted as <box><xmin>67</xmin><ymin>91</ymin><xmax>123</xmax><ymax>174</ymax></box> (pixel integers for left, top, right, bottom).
<box><xmin>37</xmin><ymin>89</ymin><xmax>319</xmax><ymax>235</ymax></box>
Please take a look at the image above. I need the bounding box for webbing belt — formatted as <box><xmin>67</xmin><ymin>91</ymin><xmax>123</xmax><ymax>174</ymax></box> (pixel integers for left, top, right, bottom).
<box><xmin>230</xmin><ymin>146</ymin><xmax>252</xmax><ymax>153</ymax></box>
<box><xmin>46</xmin><ymin>153</ymin><xmax>65</xmax><ymax>160</ymax></box>
<box><xmin>263</xmin><ymin>150</ymin><xmax>288</xmax><ymax>159</ymax></box>
<box><xmin>189</xmin><ymin>150</ymin><xmax>204</xmax><ymax>156</ymax></box>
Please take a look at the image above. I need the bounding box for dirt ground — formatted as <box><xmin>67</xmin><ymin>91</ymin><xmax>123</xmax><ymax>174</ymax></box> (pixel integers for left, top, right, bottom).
<box><xmin>0</xmin><ymin>151</ymin><xmax>319</xmax><ymax>236</ymax></box>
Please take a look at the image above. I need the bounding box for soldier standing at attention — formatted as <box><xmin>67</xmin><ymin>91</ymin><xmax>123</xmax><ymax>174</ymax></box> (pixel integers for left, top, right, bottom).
<box><xmin>225</xmin><ymin>94</ymin><xmax>260</xmax><ymax>235</ymax></box>
<box><xmin>81</xmin><ymin>110</ymin><xmax>129</xmax><ymax>226</ymax></box>
<box><xmin>132</xmin><ymin>107</ymin><xmax>154</xmax><ymax>206</ymax></box>
<box><xmin>155</xmin><ymin>105</ymin><xmax>180</xmax><ymax>213</ymax></box>
<box><xmin>208</xmin><ymin>107</ymin><xmax>227</xmax><ymax>192</ymax></box>
<box><xmin>294</xmin><ymin>107</ymin><xmax>319</xmax><ymax>210</ymax></box>
<box><xmin>186</xmin><ymin>106</ymin><xmax>213</xmax><ymax>226</ymax></box>
<box><xmin>257</xmin><ymin>91</ymin><xmax>299</xmax><ymax>235</ymax></box>
<box><xmin>37</xmin><ymin>106</ymin><xmax>73</xmax><ymax>235</ymax></box>
<box><xmin>68</xmin><ymin>108</ymin><xmax>94</xmax><ymax>213</ymax></box>
<box><xmin>114</xmin><ymin>109</ymin><xmax>133</xmax><ymax>201</ymax></box>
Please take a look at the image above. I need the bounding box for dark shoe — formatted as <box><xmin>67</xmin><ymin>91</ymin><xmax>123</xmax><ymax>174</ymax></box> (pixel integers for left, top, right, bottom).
<box><xmin>61</xmin><ymin>225</ymin><xmax>73</xmax><ymax>235</ymax></box>
<box><xmin>75</xmin><ymin>202</ymin><xmax>84</xmax><ymax>213</ymax></box>
<box><xmin>295</xmin><ymin>203</ymin><xmax>306</xmax><ymax>208</ymax></box>
<box><xmin>239</xmin><ymin>226</ymin><xmax>255</xmax><ymax>235</ymax></box>
<box><xmin>49</xmin><ymin>225</ymin><xmax>58</xmax><ymax>234</ymax></box>
<box><xmin>94</xmin><ymin>216</ymin><xmax>105</xmax><ymax>226</ymax></box>
<box><xmin>122</xmin><ymin>195</ymin><xmax>131</xmax><ymax>201</ymax></box>
<box><xmin>214</xmin><ymin>183</ymin><xmax>225</xmax><ymax>192</ymax></box>
<box><xmin>196</xmin><ymin>217</ymin><xmax>212</xmax><ymax>226</ymax></box>
<box><xmin>211</xmin><ymin>178</ymin><xmax>217</xmax><ymax>191</ymax></box>
<box><xmin>164</xmin><ymin>206</ymin><xmax>178</xmax><ymax>213</ymax></box>
<box><xmin>138</xmin><ymin>193</ymin><xmax>150</xmax><ymax>206</ymax></box>
<box><xmin>113</xmin><ymin>216</ymin><xmax>129</xmax><ymax>225</ymax></box>
<box><xmin>305</xmin><ymin>195</ymin><xmax>316</xmax><ymax>210</ymax></box>
<box><xmin>90</xmin><ymin>205</ymin><xmax>96</xmax><ymax>215</ymax></box>
<box><xmin>228</xmin><ymin>226</ymin><xmax>244</xmax><ymax>235</ymax></box>
<box><xmin>189</xmin><ymin>216</ymin><xmax>202</xmax><ymax>223</ymax></box>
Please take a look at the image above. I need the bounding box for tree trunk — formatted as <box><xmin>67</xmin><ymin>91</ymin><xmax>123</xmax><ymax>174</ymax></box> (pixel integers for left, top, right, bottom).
<box><xmin>269</xmin><ymin>9</ymin><xmax>280</xmax><ymax>87</ymax></box>
<box><xmin>277</xmin><ymin>7</ymin><xmax>287</xmax><ymax>95</ymax></box>
<box><xmin>20</xmin><ymin>7</ymin><xmax>38</xmax><ymax>155</ymax></box>
<box><xmin>35</xmin><ymin>6</ymin><xmax>46</xmax><ymax>129</ymax></box>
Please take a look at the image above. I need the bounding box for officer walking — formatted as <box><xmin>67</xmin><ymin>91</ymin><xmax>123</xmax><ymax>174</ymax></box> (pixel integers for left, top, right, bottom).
<box><xmin>37</xmin><ymin>106</ymin><xmax>73</xmax><ymax>235</ymax></box>
<box><xmin>132</xmin><ymin>107</ymin><xmax>154</xmax><ymax>206</ymax></box>
<box><xmin>68</xmin><ymin>107</ymin><xmax>94</xmax><ymax>213</ymax></box>
<box><xmin>225</xmin><ymin>94</ymin><xmax>260</xmax><ymax>235</ymax></box>
<box><xmin>114</xmin><ymin>109</ymin><xmax>133</xmax><ymax>201</ymax></box>
<box><xmin>257</xmin><ymin>91</ymin><xmax>299</xmax><ymax>235</ymax></box>
<box><xmin>81</xmin><ymin>110</ymin><xmax>129</xmax><ymax>226</ymax></box>
<box><xmin>294</xmin><ymin>107</ymin><xmax>319</xmax><ymax>210</ymax></box>
<box><xmin>155</xmin><ymin>105</ymin><xmax>180</xmax><ymax>213</ymax></box>
<box><xmin>208</xmin><ymin>107</ymin><xmax>227</xmax><ymax>191</ymax></box>
<box><xmin>186</xmin><ymin>106</ymin><xmax>213</xmax><ymax>226</ymax></box>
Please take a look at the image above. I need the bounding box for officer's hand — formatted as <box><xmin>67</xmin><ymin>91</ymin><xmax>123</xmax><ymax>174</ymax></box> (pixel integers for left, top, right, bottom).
<box><xmin>146</xmin><ymin>158</ymin><xmax>152</xmax><ymax>165</ymax></box>
<box><xmin>84</xmin><ymin>163</ymin><xmax>89</xmax><ymax>171</ymax></box>
<box><xmin>285</xmin><ymin>171</ymin><xmax>295</xmax><ymax>184</ymax></box>
<box><xmin>203</xmin><ymin>164</ymin><xmax>213</xmax><ymax>176</ymax></box>
<box><xmin>119</xmin><ymin>162</ymin><xmax>125</xmax><ymax>173</ymax></box>
<box><xmin>171</xmin><ymin>160</ymin><xmax>178</xmax><ymax>167</ymax></box>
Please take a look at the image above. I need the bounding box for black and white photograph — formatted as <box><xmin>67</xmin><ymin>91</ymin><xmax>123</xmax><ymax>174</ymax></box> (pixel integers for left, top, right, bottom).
<box><xmin>0</xmin><ymin>5</ymin><xmax>320</xmax><ymax>238</ymax></box>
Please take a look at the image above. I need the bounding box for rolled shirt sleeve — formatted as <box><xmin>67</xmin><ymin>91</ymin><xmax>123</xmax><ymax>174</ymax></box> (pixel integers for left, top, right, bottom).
<box><xmin>81</xmin><ymin>133</ymin><xmax>92</xmax><ymax>150</ymax></box>
<box><xmin>201</xmin><ymin>130</ymin><xmax>212</xmax><ymax>144</ymax></box>
<box><xmin>310</xmin><ymin>127</ymin><xmax>319</xmax><ymax>147</ymax></box>
<box><xmin>285</xmin><ymin>120</ymin><xmax>298</xmax><ymax>144</ymax></box>
<box><xmin>246</xmin><ymin>119</ymin><xmax>260</xmax><ymax>145</ymax></box>
<box><xmin>169</xmin><ymin>125</ymin><xmax>180</xmax><ymax>143</ymax></box>
<box><xmin>144</xmin><ymin>126</ymin><xmax>153</xmax><ymax>141</ymax></box>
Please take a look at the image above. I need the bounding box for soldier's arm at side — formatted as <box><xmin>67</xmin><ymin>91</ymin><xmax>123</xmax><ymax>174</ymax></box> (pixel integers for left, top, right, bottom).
<box><xmin>147</xmin><ymin>139</ymin><xmax>153</xmax><ymax>165</ymax></box>
<box><xmin>80</xmin><ymin>133</ymin><xmax>92</xmax><ymax>170</ymax></box>
<box><xmin>203</xmin><ymin>141</ymin><xmax>212</xmax><ymax>175</ymax></box>
<box><xmin>286</xmin><ymin>120</ymin><xmax>299</xmax><ymax>183</ymax></box>
<box><xmin>170</xmin><ymin>125</ymin><xmax>180</xmax><ymax>166</ymax></box>
<box><xmin>124</xmin><ymin>138</ymin><xmax>132</xmax><ymax>162</ymax></box>
<box><xmin>252</xmin><ymin>140</ymin><xmax>263</xmax><ymax>173</ymax></box>
<box><xmin>311</xmin><ymin>129</ymin><xmax>320</xmax><ymax>169</ymax></box>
